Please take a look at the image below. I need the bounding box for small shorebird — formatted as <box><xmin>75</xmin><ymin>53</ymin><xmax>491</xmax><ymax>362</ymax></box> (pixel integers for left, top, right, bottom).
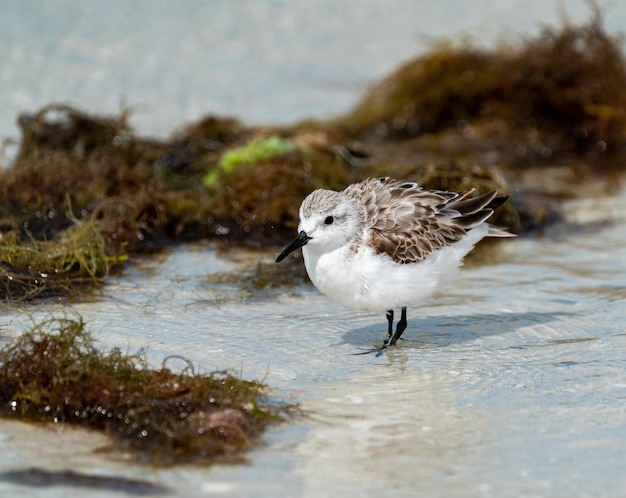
<box><xmin>276</xmin><ymin>177</ymin><xmax>513</xmax><ymax>347</ymax></box>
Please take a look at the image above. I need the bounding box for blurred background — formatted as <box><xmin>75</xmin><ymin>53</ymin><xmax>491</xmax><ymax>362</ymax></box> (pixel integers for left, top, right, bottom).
<box><xmin>2</xmin><ymin>0</ymin><xmax>625</xmax><ymax>142</ymax></box>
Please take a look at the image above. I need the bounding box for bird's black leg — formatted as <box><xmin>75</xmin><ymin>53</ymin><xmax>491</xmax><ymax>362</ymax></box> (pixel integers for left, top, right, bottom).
<box><xmin>388</xmin><ymin>307</ymin><xmax>407</xmax><ymax>346</ymax></box>
<box><xmin>385</xmin><ymin>310</ymin><xmax>394</xmax><ymax>338</ymax></box>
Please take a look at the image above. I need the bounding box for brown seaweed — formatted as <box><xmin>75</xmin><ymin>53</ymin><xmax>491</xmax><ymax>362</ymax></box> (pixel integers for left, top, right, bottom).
<box><xmin>339</xmin><ymin>15</ymin><xmax>626</xmax><ymax>166</ymax></box>
<box><xmin>0</xmin><ymin>316</ymin><xmax>295</xmax><ymax>465</ymax></box>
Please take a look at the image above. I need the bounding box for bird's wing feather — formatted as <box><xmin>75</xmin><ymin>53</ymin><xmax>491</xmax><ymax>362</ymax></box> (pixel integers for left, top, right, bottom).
<box><xmin>343</xmin><ymin>177</ymin><xmax>508</xmax><ymax>264</ymax></box>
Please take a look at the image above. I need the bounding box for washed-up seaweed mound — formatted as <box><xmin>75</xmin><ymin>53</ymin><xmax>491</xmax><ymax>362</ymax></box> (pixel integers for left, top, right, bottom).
<box><xmin>340</xmin><ymin>16</ymin><xmax>626</xmax><ymax>165</ymax></box>
<box><xmin>5</xmin><ymin>104</ymin><xmax>217</xmax><ymax>250</ymax></box>
<box><xmin>0</xmin><ymin>105</ymin><xmax>353</xmax><ymax>248</ymax></box>
<box><xmin>0</xmin><ymin>317</ymin><xmax>293</xmax><ymax>465</ymax></box>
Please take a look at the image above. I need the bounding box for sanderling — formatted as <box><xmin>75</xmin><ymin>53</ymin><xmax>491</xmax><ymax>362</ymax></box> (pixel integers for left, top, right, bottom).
<box><xmin>276</xmin><ymin>177</ymin><xmax>514</xmax><ymax>348</ymax></box>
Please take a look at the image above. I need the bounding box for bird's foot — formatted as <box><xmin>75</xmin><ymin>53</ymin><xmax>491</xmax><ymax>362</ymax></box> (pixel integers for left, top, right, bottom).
<box><xmin>382</xmin><ymin>337</ymin><xmax>404</xmax><ymax>348</ymax></box>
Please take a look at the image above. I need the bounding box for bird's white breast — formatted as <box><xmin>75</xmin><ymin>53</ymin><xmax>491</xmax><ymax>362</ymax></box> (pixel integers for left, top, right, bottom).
<box><xmin>301</xmin><ymin>224</ymin><xmax>489</xmax><ymax>312</ymax></box>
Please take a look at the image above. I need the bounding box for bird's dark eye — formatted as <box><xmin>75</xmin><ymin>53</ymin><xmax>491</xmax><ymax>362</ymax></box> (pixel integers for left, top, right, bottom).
<box><xmin>324</xmin><ymin>216</ymin><xmax>334</xmax><ymax>225</ymax></box>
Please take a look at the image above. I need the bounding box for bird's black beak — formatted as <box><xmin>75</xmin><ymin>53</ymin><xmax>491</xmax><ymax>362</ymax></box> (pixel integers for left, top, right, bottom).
<box><xmin>275</xmin><ymin>231</ymin><xmax>311</xmax><ymax>263</ymax></box>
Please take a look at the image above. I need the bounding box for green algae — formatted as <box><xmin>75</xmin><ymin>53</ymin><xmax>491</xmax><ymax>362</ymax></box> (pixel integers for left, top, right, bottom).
<box><xmin>219</xmin><ymin>136</ymin><xmax>295</xmax><ymax>172</ymax></box>
<box><xmin>204</xmin><ymin>135</ymin><xmax>296</xmax><ymax>188</ymax></box>
<box><xmin>0</xmin><ymin>316</ymin><xmax>295</xmax><ymax>465</ymax></box>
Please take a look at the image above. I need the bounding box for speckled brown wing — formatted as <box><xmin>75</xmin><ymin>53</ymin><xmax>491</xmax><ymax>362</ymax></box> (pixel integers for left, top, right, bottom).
<box><xmin>343</xmin><ymin>178</ymin><xmax>505</xmax><ymax>264</ymax></box>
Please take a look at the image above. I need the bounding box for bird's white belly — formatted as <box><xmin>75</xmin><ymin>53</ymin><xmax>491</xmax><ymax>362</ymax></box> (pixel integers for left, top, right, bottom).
<box><xmin>302</xmin><ymin>245</ymin><xmax>440</xmax><ymax>311</ymax></box>
<box><xmin>301</xmin><ymin>227</ymin><xmax>488</xmax><ymax>312</ymax></box>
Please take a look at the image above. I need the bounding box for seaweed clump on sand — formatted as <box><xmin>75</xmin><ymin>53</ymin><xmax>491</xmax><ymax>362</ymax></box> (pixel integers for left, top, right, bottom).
<box><xmin>1</xmin><ymin>104</ymin><xmax>354</xmax><ymax>245</ymax></box>
<box><xmin>0</xmin><ymin>219</ymin><xmax>125</xmax><ymax>301</ymax></box>
<box><xmin>338</xmin><ymin>15</ymin><xmax>626</xmax><ymax>169</ymax></box>
<box><xmin>0</xmin><ymin>316</ymin><xmax>294</xmax><ymax>465</ymax></box>
<box><xmin>2</xmin><ymin>104</ymin><xmax>216</xmax><ymax>250</ymax></box>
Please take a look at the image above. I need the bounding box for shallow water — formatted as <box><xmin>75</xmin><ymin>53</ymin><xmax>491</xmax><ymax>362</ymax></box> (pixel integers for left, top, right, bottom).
<box><xmin>1</xmin><ymin>195</ymin><xmax>626</xmax><ymax>497</ymax></box>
